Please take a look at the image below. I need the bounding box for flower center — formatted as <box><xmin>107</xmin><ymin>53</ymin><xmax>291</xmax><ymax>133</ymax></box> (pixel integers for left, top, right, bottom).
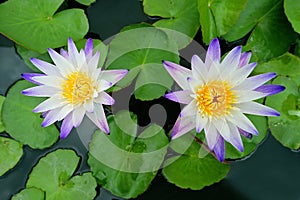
<box><xmin>196</xmin><ymin>81</ymin><xmax>235</xmax><ymax>117</ymax></box>
<box><xmin>62</xmin><ymin>72</ymin><xmax>94</xmax><ymax>105</ymax></box>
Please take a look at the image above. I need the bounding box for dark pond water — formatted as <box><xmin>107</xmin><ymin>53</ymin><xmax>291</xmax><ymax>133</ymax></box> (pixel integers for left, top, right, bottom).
<box><xmin>0</xmin><ymin>0</ymin><xmax>299</xmax><ymax>200</ymax></box>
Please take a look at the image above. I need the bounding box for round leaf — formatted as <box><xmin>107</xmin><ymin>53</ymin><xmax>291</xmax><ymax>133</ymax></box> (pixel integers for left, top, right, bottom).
<box><xmin>143</xmin><ymin>0</ymin><xmax>200</xmax><ymax>48</ymax></box>
<box><xmin>27</xmin><ymin>149</ymin><xmax>97</xmax><ymax>200</ymax></box>
<box><xmin>0</xmin><ymin>136</ymin><xmax>23</xmax><ymax>176</ymax></box>
<box><xmin>12</xmin><ymin>188</ymin><xmax>45</xmax><ymax>200</ymax></box>
<box><xmin>284</xmin><ymin>0</ymin><xmax>300</xmax><ymax>34</ymax></box>
<box><xmin>198</xmin><ymin>0</ymin><xmax>247</xmax><ymax>44</ymax></box>
<box><xmin>75</xmin><ymin>0</ymin><xmax>96</xmax><ymax>6</ymax></box>
<box><xmin>88</xmin><ymin>111</ymin><xmax>169</xmax><ymax>199</ymax></box>
<box><xmin>0</xmin><ymin>0</ymin><xmax>89</xmax><ymax>53</ymax></box>
<box><xmin>2</xmin><ymin>80</ymin><xmax>59</xmax><ymax>149</ymax></box>
<box><xmin>106</xmin><ymin>25</ymin><xmax>179</xmax><ymax>100</ymax></box>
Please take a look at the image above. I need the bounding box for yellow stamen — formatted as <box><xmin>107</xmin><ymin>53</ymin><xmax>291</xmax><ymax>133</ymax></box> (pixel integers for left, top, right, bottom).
<box><xmin>196</xmin><ymin>81</ymin><xmax>235</xmax><ymax>117</ymax></box>
<box><xmin>62</xmin><ymin>72</ymin><xmax>94</xmax><ymax>105</ymax></box>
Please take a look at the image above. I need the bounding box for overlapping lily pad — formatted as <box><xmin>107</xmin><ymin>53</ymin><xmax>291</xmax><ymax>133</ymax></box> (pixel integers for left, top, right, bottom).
<box><xmin>0</xmin><ymin>0</ymin><xmax>89</xmax><ymax>53</ymax></box>
<box><xmin>27</xmin><ymin>149</ymin><xmax>97</xmax><ymax>200</ymax></box>
<box><xmin>284</xmin><ymin>0</ymin><xmax>300</xmax><ymax>34</ymax></box>
<box><xmin>163</xmin><ymin>133</ymin><xmax>230</xmax><ymax>189</ymax></box>
<box><xmin>224</xmin><ymin>0</ymin><xmax>296</xmax><ymax>61</ymax></box>
<box><xmin>0</xmin><ymin>95</ymin><xmax>5</xmax><ymax>133</ymax></box>
<box><xmin>0</xmin><ymin>136</ymin><xmax>23</xmax><ymax>176</ymax></box>
<box><xmin>75</xmin><ymin>0</ymin><xmax>96</xmax><ymax>6</ymax></box>
<box><xmin>143</xmin><ymin>0</ymin><xmax>200</xmax><ymax>48</ymax></box>
<box><xmin>106</xmin><ymin>24</ymin><xmax>179</xmax><ymax>100</ymax></box>
<box><xmin>88</xmin><ymin>111</ymin><xmax>169</xmax><ymax>199</ymax></box>
<box><xmin>198</xmin><ymin>0</ymin><xmax>247</xmax><ymax>44</ymax></box>
<box><xmin>2</xmin><ymin>80</ymin><xmax>59</xmax><ymax>149</ymax></box>
<box><xmin>12</xmin><ymin>188</ymin><xmax>45</xmax><ymax>200</ymax></box>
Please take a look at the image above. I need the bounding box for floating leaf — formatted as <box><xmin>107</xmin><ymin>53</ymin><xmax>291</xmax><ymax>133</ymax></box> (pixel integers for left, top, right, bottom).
<box><xmin>12</xmin><ymin>188</ymin><xmax>45</xmax><ymax>200</ymax></box>
<box><xmin>224</xmin><ymin>0</ymin><xmax>296</xmax><ymax>61</ymax></box>
<box><xmin>75</xmin><ymin>0</ymin><xmax>96</xmax><ymax>6</ymax></box>
<box><xmin>106</xmin><ymin>25</ymin><xmax>179</xmax><ymax>100</ymax></box>
<box><xmin>163</xmin><ymin>133</ymin><xmax>230</xmax><ymax>190</ymax></box>
<box><xmin>225</xmin><ymin>115</ymin><xmax>268</xmax><ymax>159</ymax></box>
<box><xmin>0</xmin><ymin>95</ymin><xmax>5</xmax><ymax>133</ymax></box>
<box><xmin>0</xmin><ymin>136</ymin><xmax>23</xmax><ymax>176</ymax></box>
<box><xmin>27</xmin><ymin>149</ymin><xmax>97</xmax><ymax>200</ymax></box>
<box><xmin>2</xmin><ymin>80</ymin><xmax>59</xmax><ymax>149</ymax></box>
<box><xmin>143</xmin><ymin>0</ymin><xmax>200</xmax><ymax>48</ymax></box>
<box><xmin>88</xmin><ymin>111</ymin><xmax>169</xmax><ymax>199</ymax></box>
<box><xmin>0</xmin><ymin>0</ymin><xmax>89</xmax><ymax>53</ymax></box>
<box><xmin>198</xmin><ymin>0</ymin><xmax>247</xmax><ymax>44</ymax></box>
<box><xmin>284</xmin><ymin>0</ymin><xmax>300</xmax><ymax>34</ymax></box>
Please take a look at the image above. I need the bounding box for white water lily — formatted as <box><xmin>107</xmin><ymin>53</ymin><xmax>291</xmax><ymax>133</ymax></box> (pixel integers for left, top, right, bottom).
<box><xmin>163</xmin><ymin>38</ymin><xmax>284</xmax><ymax>161</ymax></box>
<box><xmin>22</xmin><ymin>38</ymin><xmax>128</xmax><ymax>139</ymax></box>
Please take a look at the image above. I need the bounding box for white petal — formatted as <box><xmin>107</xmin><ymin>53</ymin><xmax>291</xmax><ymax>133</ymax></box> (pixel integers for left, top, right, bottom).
<box><xmin>207</xmin><ymin>61</ymin><xmax>222</xmax><ymax>81</ymax></box>
<box><xmin>171</xmin><ymin>116</ymin><xmax>195</xmax><ymax>139</ymax></box>
<box><xmin>76</xmin><ymin>49</ymin><xmax>87</xmax><ymax>71</ymax></box>
<box><xmin>187</xmin><ymin>77</ymin><xmax>203</xmax><ymax>93</ymax></box>
<box><xmin>87</xmin><ymin>51</ymin><xmax>100</xmax><ymax>73</ymax></box>
<box><xmin>41</xmin><ymin>108</ymin><xmax>61</xmax><ymax>127</ymax></box>
<box><xmin>234</xmin><ymin>90</ymin><xmax>266</xmax><ymax>103</ymax></box>
<box><xmin>205</xmin><ymin>38</ymin><xmax>221</xmax><ymax>68</ymax></box>
<box><xmin>195</xmin><ymin>112</ymin><xmax>208</xmax><ymax>133</ymax></box>
<box><xmin>97</xmin><ymin>80</ymin><xmax>113</xmax><ymax>92</ymax></box>
<box><xmin>100</xmin><ymin>69</ymin><xmax>128</xmax><ymax>86</ymax></box>
<box><xmin>84</xmin><ymin>100</ymin><xmax>95</xmax><ymax>112</ymax></box>
<box><xmin>164</xmin><ymin>90</ymin><xmax>193</xmax><ymax>104</ymax></box>
<box><xmin>221</xmin><ymin>46</ymin><xmax>242</xmax><ymax>78</ymax></box>
<box><xmin>203</xmin><ymin>120</ymin><xmax>219</xmax><ymax>150</ymax></box>
<box><xmin>31</xmin><ymin>75</ymin><xmax>64</xmax><ymax>88</ymax></box>
<box><xmin>48</xmin><ymin>48</ymin><xmax>76</xmax><ymax>76</ymax></box>
<box><xmin>67</xmin><ymin>37</ymin><xmax>80</xmax><ymax>66</ymax></box>
<box><xmin>94</xmin><ymin>92</ymin><xmax>115</xmax><ymax>105</ymax></box>
<box><xmin>33</xmin><ymin>95</ymin><xmax>67</xmax><ymax>113</ymax></box>
<box><xmin>30</xmin><ymin>58</ymin><xmax>61</xmax><ymax>76</ymax></box>
<box><xmin>86</xmin><ymin>104</ymin><xmax>110</xmax><ymax>134</ymax></box>
<box><xmin>180</xmin><ymin>100</ymin><xmax>198</xmax><ymax>117</ymax></box>
<box><xmin>226</xmin><ymin>110</ymin><xmax>258</xmax><ymax>135</ymax></box>
<box><xmin>191</xmin><ymin>55</ymin><xmax>208</xmax><ymax>82</ymax></box>
<box><xmin>22</xmin><ymin>85</ymin><xmax>59</xmax><ymax>97</ymax></box>
<box><xmin>235</xmin><ymin>101</ymin><xmax>280</xmax><ymax>116</ymax></box>
<box><xmin>56</xmin><ymin>104</ymin><xmax>74</xmax><ymax>121</ymax></box>
<box><xmin>229</xmin><ymin>62</ymin><xmax>257</xmax><ymax>86</ymax></box>
<box><xmin>72</xmin><ymin>105</ymin><xmax>86</xmax><ymax>127</ymax></box>
<box><xmin>163</xmin><ymin>60</ymin><xmax>191</xmax><ymax>90</ymax></box>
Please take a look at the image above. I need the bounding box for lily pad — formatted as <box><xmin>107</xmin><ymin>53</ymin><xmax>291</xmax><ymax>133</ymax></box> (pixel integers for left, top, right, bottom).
<box><xmin>0</xmin><ymin>95</ymin><xmax>5</xmax><ymax>133</ymax></box>
<box><xmin>75</xmin><ymin>0</ymin><xmax>96</xmax><ymax>6</ymax></box>
<box><xmin>143</xmin><ymin>0</ymin><xmax>200</xmax><ymax>48</ymax></box>
<box><xmin>224</xmin><ymin>0</ymin><xmax>296</xmax><ymax>61</ymax></box>
<box><xmin>0</xmin><ymin>136</ymin><xmax>23</xmax><ymax>176</ymax></box>
<box><xmin>2</xmin><ymin>80</ymin><xmax>59</xmax><ymax>149</ymax></box>
<box><xmin>198</xmin><ymin>0</ymin><xmax>247</xmax><ymax>44</ymax></box>
<box><xmin>27</xmin><ymin>149</ymin><xmax>97</xmax><ymax>200</ymax></box>
<box><xmin>88</xmin><ymin>111</ymin><xmax>169</xmax><ymax>199</ymax></box>
<box><xmin>106</xmin><ymin>25</ymin><xmax>179</xmax><ymax>100</ymax></box>
<box><xmin>284</xmin><ymin>0</ymin><xmax>300</xmax><ymax>34</ymax></box>
<box><xmin>12</xmin><ymin>188</ymin><xmax>45</xmax><ymax>200</ymax></box>
<box><xmin>163</xmin><ymin>133</ymin><xmax>230</xmax><ymax>190</ymax></box>
<box><xmin>0</xmin><ymin>0</ymin><xmax>89</xmax><ymax>53</ymax></box>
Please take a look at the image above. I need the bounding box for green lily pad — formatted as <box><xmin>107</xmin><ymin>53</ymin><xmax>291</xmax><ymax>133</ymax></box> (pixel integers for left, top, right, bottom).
<box><xmin>12</xmin><ymin>188</ymin><xmax>45</xmax><ymax>200</ymax></box>
<box><xmin>266</xmin><ymin>76</ymin><xmax>300</xmax><ymax>149</ymax></box>
<box><xmin>75</xmin><ymin>0</ymin><xmax>96</xmax><ymax>6</ymax></box>
<box><xmin>224</xmin><ymin>0</ymin><xmax>296</xmax><ymax>61</ymax></box>
<box><xmin>0</xmin><ymin>95</ymin><xmax>5</xmax><ymax>133</ymax></box>
<box><xmin>225</xmin><ymin>115</ymin><xmax>268</xmax><ymax>159</ymax></box>
<box><xmin>143</xmin><ymin>0</ymin><xmax>200</xmax><ymax>48</ymax></box>
<box><xmin>2</xmin><ymin>80</ymin><xmax>59</xmax><ymax>149</ymax></box>
<box><xmin>0</xmin><ymin>136</ymin><xmax>23</xmax><ymax>176</ymax></box>
<box><xmin>88</xmin><ymin>111</ymin><xmax>169</xmax><ymax>199</ymax></box>
<box><xmin>198</xmin><ymin>0</ymin><xmax>247</xmax><ymax>44</ymax></box>
<box><xmin>0</xmin><ymin>0</ymin><xmax>89</xmax><ymax>53</ymax></box>
<box><xmin>27</xmin><ymin>149</ymin><xmax>97</xmax><ymax>200</ymax></box>
<box><xmin>284</xmin><ymin>0</ymin><xmax>300</xmax><ymax>34</ymax></box>
<box><xmin>106</xmin><ymin>24</ymin><xmax>179</xmax><ymax>100</ymax></box>
<box><xmin>163</xmin><ymin>133</ymin><xmax>230</xmax><ymax>190</ymax></box>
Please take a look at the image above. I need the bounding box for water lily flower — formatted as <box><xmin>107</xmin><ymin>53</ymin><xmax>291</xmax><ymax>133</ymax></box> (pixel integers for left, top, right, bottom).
<box><xmin>163</xmin><ymin>38</ymin><xmax>284</xmax><ymax>162</ymax></box>
<box><xmin>22</xmin><ymin>38</ymin><xmax>128</xmax><ymax>139</ymax></box>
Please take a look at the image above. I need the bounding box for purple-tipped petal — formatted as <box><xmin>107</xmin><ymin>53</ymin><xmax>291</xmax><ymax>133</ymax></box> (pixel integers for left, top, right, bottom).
<box><xmin>85</xmin><ymin>38</ymin><xmax>94</xmax><ymax>61</ymax></box>
<box><xmin>22</xmin><ymin>85</ymin><xmax>59</xmax><ymax>97</ymax></box>
<box><xmin>30</xmin><ymin>58</ymin><xmax>60</xmax><ymax>76</ymax></box>
<box><xmin>95</xmin><ymin>92</ymin><xmax>115</xmax><ymax>105</ymax></box>
<box><xmin>88</xmin><ymin>51</ymin><xmax>100</xmax><ymax>74</ymax></box>
<box><xmin>60</xmin><ymin>48</ymin><xmax>69</xmax><ymax>59</ymax></box>
<box><xmin>213</xmin><ymin>135</ymin><xmax>225</xmax><ymax>162</ymax></box>
<box><xmin>67</xmin><ymin>37</ymin><xmax>79</xmax><ymax>66</ymax></box>
<box><xmin>86</xmin><ymin>104</ymin><xmax>110</xmax><ymax>134</ymax></box>
<box><xmin>254</xmin><ymin>84</ymin><xmax>285</xmax><ymax>96</ymax></box>
<box><xmin>230</xmin><ymin>62</ymin><xmax>257</xmax><ymax>86</ymax></box>
<box><xmin>163</xmin><ymin>60</ymin><xmax>191</xmax><ymax>90</ymax></box>
<box><xmin>60</xmin><ymin>113</ymin><xmax>73</xmax><ymax>139</ymax></box>
<box><xmin>191</xmin><ymin>55</ymin><xmax>208</xmax><ymax>82</ymax></box>
<box><xmin>238</xmin><ymin>127</ymin><xmax>252</xmax><ymax>139</ymax></box>
<box><xmin>33</xmin><ymin>95</ymin><xmax>67</xmax><ymax>113</ymax></box>
<box><xmin>41</xmin><ymin>108</ymin><xmax>61</xmax><ymax>127</ymax></box>
<box><xmin>48</xmin><ymin>48</ymin><xmax>75</xmax><ymax>76</ymax></box>
<box><xmin>171</xmin><ymin>116</ymin><xmax>195</xmax><ymax>139</ymax></box>
<box><xmin>221</xmin><ymin>46</ymin><xmax>242</xmax><ymax>71</ymax></box>
<box><xmin>204</xmin><ymin>122</ymin><xmax>219</xmax><ymax>150</ymax></box>
<box><xmin>100</xmin><ymin>69</ymin><xmax>128</xmax><ymax>86</ymax></box>
<box><xmin>164</xmin><ymin>90</ymin><xmax>193</xmax><ymax>104</ymax></box>
<box><xmin>97</xmin><ymin>80</ymin><xmax>113</xmax><ymax>92</ymax></box>
<box><xmin>205</xmin><ymin>38</ymin><xmax>221</xmax><ymax>67</ymax></box>
<box><xmin>236</xmin><ymin>101</ymin><xmax>280</xmax><ymax>116</ymax></box>
<box><xmin>21</xmin><ymin>73</ymin><xmax>45</xmax><ymax>85</ymax></box>
<box><xmin>72</xmin><ymin>106</ymin><xmax>86</xmax><ymax>128</ymax></box>
<box><xmin>238</xmin><ymin>52</ymin><xmax>252</xmax><ymax>67</ymax></box>
<box><xmin>227</xmin><ymin>111</ymin><xmax>258</xmax><ymax>136</ymax></box>
<box><xmin>233</xmin><ymin>72</ymin><xmax>277</xmax><ymax>91</ymax></box>
<box><xmin>227</xmin><ymin>122</ymin><xmax>244</xmax><ymax>152</ymax></box>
